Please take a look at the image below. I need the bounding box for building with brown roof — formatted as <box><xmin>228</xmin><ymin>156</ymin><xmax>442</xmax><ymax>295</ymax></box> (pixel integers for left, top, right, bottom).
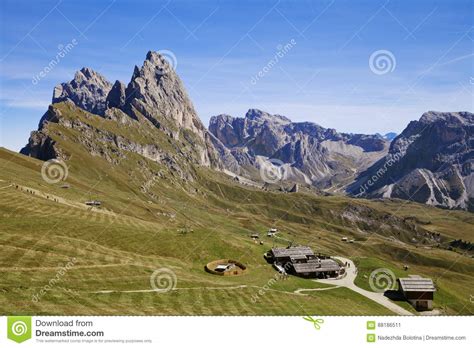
<box><xmin>268</xmin><ymin>246</ymin><xmax>341</xmax><ymax>278</ymax></box>
<box><xmin>397</xmin><ymin>276</ymin><xmax>436</xmax><ymax>311</ymax></box>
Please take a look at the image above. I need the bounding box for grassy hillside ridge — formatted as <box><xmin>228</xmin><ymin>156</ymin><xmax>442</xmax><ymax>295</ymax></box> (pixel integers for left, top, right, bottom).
<box><xmin>0</xmin><ymin>103</ymin><xmax>472</xmax><ymax>315</ymax></box>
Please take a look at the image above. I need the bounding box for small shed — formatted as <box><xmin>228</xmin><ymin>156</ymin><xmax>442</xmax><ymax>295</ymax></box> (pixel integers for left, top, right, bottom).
<box><xmin>398</xmin><ymin>276</ymin><xmax>436</xmax><ymax>311</ymax></box>
<box><xmin>267</xmin><ymin>228</ymin><xmax>278</xmax><ymax>237</ymax></box>
<box><xmin>205</xmin><ymin>259</ymin><xmax>247</xmax><ymax>276</ymax></box>
<box><xmin>215</xmin><ymin>263</ymin><xmax>235</xmax><ymax>272</ymax></box>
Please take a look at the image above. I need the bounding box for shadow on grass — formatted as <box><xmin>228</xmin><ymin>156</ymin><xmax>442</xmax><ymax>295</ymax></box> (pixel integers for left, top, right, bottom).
<box><xmin>384</xmin><ymin>289</ymin><xmax>406</xmax><ymax>302</ymax></box>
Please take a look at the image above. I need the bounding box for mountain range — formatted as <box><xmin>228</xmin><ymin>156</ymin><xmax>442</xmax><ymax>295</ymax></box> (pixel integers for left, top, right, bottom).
<box><xmin>3</xmin><ymin>50</ymin><xmax>473</xmax><ymax>316</ymax></box>
<box><xmin>209</xmin><ymin>109</ymin><xmax>389</xmax><ymax>191</ymax></box>
<box><xmin>20</xmin><ymin>51</ymin><xmax>473</xmax><ymax>212</ymax></box>
<box><xmin>348</xmin><ymin>111</ymin><xmax>473</xmax><ymax>211</ymax></box>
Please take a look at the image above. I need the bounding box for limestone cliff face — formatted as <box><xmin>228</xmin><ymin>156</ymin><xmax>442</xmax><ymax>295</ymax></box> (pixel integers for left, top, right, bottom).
<box><xmin>124</xmin><ymin>51</ymin><xmax>205</xmax><ymax>136</ymax></box>
<box><xmin>20</xmin><ymin>104</ymin><xmax>65</xmax><ymax>160</ymax></box>
<box><xmin>348</xmin><ymin>111</ymin><xmax>474</xmax><ymax>211</ymax></box>
<box><xmin>209</xmin><ymin>109</ymin><xmax>389</xmax><ymax>190</ymax></box>
<box><xmin>53</xmin><ymin>67</ymin><xmax>112</xmax><ymax>116</ymax></box>
<box><xmin>106</xmin><ymin>80</ymin><xmax>126</xmax><ymax>110</ymax></box>
<box><xmin>21</xmin><ymin>51</ymin><xmax>223</xmax><ymax>169</ymax></box>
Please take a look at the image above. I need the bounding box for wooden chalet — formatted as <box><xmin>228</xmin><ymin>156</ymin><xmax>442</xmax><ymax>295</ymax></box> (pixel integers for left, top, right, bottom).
<box><xmin>398</xmin><ymin>276</ymin><xmax>436</xmax><ymax>311</ymax></box>
<box><xmin>268</xmin><ymin>246</ymin><xmax>341</xmax><ymax>278</ymax></box>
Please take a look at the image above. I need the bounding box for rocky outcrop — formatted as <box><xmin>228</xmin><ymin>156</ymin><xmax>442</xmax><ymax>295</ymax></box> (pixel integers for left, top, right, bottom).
<box><xmin>209</xmin><ymin>109</ymin><xmax>389</xmax><ymax>189</ymax></box>
<box><xmin>124</xmin><ymin>51</ymin><xmax>206</xmax><ymax>137</ymax></box>
<box><xmin>20</xmin><ymin>105</ymin><xmax>66</xmax><ymax>160</ymax></box>
<box><xmin>53</xmin><ymin>67</ymin><xmax>112</xmax><ymax>115</ymax></box>
<box><xmin>206</xmin><ymin>132</ymin><xmax>241</xmax><ymax>173</ymax></box>
<box><xmin>20</xmin><ymin>128</ymin><xmax>58</xmax><ymax>161</ymax></box>
<box><xmin>348</xmin><ymin>111</ymin><xmax>473</xmax><ymax>211</ymax></box>
<box><xmin>337</xmin><ymin>203</ymin><xmax>443</xmax><ymax>244</ymax></box>
<box><xmin>22</xmin><ymin>51</ymin><xmax>223</xmax><ymax>169</ymax></box>
<box><xmin>106</xmin><ymin>80</ymin><xmax>126</xmax><ymax>109</ymax></box>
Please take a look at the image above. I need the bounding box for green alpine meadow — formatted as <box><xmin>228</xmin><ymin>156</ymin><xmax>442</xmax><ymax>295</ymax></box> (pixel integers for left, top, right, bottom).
<box><xmin>0</xmin><ymin>51</ymin><xmax>472</xmax><ymax>315</ymax></box>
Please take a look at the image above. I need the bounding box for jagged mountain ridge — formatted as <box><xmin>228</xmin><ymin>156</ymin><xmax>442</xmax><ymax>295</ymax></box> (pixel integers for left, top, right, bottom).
<box><xmin>348</xmin><ymin>111</ymin><xmax>474</xmax><ymax>211</ymax></box>
<box><xmin>19</xmin><ymin>51</ymin><xmax>473</xmax><ymax>211</ymax></box>
<box><xmin>53</xmin><ymin>67</ymin><xmax>112</xmax><ymax>116</ymax></box>
<box><xmin>21</xmin><ymin>51</ymin><xmax>236</xmax><ymax>172</ymax></box>
<box><xmin>209</xmin><ymin>109</ymin><xmax>389</xmax><ymax>190</ymax></box>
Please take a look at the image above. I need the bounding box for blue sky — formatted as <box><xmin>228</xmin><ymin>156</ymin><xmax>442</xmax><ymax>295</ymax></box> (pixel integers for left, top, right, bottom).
<box><xmin>0</xmin><ymin>0</ymin><xmax>472</xmax><ymax>151</ymax></box>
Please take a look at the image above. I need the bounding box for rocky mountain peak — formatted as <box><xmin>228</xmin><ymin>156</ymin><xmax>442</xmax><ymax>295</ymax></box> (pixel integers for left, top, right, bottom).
<box><xmin>349</xmin><ymin>111</ymin><xmax>473</xmax><ymax>211</ymax></box>
<box><xmin>245</xmin><ymin>108</ymin><xmax>292</xmax><ymax>124</ymax></box>
<box><xmin>210</xmin><ymin>114</ymin><xmax>234</xmax><ymax>122</ymax></box>
<box><xmin>78</xmin><ymin>67</ymin><xmax>100</xmax><ymax>80</ymax></box>
<box><xmin>48</xmin><ymin>51</ymin><xmax>207</xmax><ymax>141</ymax></box>
<box><xmin>419</xmin><ymin>111</ymin><xmax>474</xmax><ymax>125</ymax></box>
<box><xmin>53</xmin><ymin>67</ymin><xmax>112</xmax><ymax>116</ymax></box>
<box><xmin>23</xmin><ymin>50</ymin><xmax>224</xmax><ymax>169</ymax></box>
<box><xmin>209</xmin><ymin>109</ymin><xmax>389</xmax><ymax>188</ymax></box>
<box><xmin>106</xmin><ymin>80</ymin><xmax>126</xmax><ymax>109</ymax></box>
<box><xmin>124</xmin><ymin>51</ymin><xmax>205</xmax><ymax>136</ymax></box>
<box><xmin>378</xmin><ymin>132</ymin><xmax>397</xmax><ymax>141</ymax></box>
<box><xmin>144</xmin><ymin>50</ymin><xmax>172</xmax><ymax>73</ymax></box>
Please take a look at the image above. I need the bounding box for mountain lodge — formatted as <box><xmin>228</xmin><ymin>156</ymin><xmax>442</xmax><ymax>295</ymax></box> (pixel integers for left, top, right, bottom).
<box><xmin>267</xmin><ymin>246</ymin><xmax>342</xmax><ymax>278</ymax></box>
<box><xmin>398</xmin><ymin>276</ymin><xmax>436</xmax><ymax>311</ymax></box>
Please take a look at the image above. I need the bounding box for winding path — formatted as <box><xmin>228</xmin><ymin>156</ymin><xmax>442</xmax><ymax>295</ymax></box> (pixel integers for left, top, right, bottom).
<box><xmin>315</xmin><ymin>257</ymin><xmax>413</xmax><ymax>316</ymax></box>
<box><xmin>92</xmin><ymin>285</ymin><xmax>307</xmax><ymax>296</ymax></box>
<box><xmin>89</xmin><ymin>257</ymin><xmax>414</xmax><ymax>315</ymax></box>
<box><xmin>294</xmin><ymin>285</ymin><xmax>341</xmax><ymax>294</ymax></box>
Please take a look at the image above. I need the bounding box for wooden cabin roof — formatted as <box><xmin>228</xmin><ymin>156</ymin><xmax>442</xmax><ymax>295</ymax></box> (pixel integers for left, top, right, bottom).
<box><xmin>271</xmin><ymin>246</ymin><xmax>315</xmax><ymax>258</ymax></box>
<box><xmin>293</xmin><ymin>259</ymin><xmax>340</xmax><ymax>273</ymax></box>
<box><xmin>398</xmin><ymin>278</ymin><xmax>436</xmax><ymax>292</ymax></box>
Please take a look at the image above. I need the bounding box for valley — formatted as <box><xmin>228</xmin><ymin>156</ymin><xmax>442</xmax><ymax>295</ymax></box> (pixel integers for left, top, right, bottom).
<box><xmin>0</xmin><ymin>144</ymin><xmax>472</xmax><ymax>315</ymax></box>
<box><xmin>0</xmin><ymin>51</ymin><xmax>472</xmax><ymax>316</ymax></box>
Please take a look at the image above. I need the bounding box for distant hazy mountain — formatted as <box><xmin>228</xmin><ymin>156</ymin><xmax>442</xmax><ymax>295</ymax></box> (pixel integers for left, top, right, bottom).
<box><xmin>348</xmin><ymin>111</ymin><xmax>473</xmax><ymax>211</ymax></box>
<box><xmin>209</xmin><ymin>109</ymin><xmax>389</xmax><ymax>190</ymax></box>
<box><xmin>376</xmin><ymin>132</ymin><xmax>398</xmax><ymax>141</ymax></box>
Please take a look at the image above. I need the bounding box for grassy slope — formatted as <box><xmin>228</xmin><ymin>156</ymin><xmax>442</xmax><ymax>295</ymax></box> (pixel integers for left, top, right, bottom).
<box><xmin>0</xmin><ymin>104</ymin><xmax>472</xmax><ymax>316</ymax></box>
